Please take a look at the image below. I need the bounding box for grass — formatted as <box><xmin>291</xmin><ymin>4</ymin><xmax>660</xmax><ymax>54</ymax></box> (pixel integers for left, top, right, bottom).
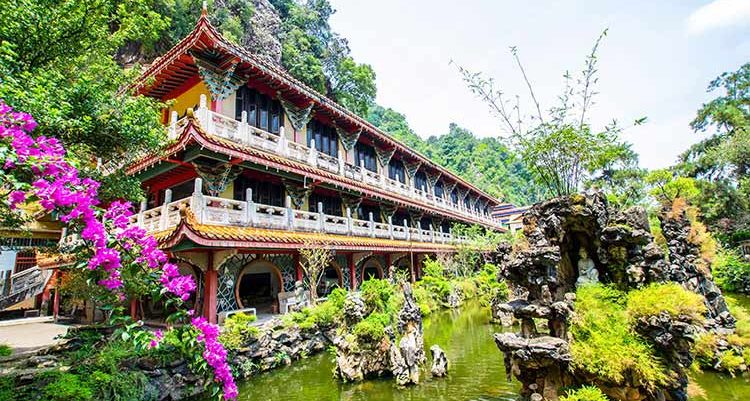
<box><xmin>0</xmin><ymin>344</ymin><xmax>11</xmax><ymax>357</ymax></box>
<box><xmin>626</xmin><ymin>283</ymin><xmax>707</xmax><ymax>323</ymax></box>
<box><xmin>570</xmin><ymin>284</ymin><xmax>668</xmax><ymax>388</ymax></box>
<box><xmin>560</xmin><ymin>385</ymin><xmax>610</xmax><ymax>401</ymax></box>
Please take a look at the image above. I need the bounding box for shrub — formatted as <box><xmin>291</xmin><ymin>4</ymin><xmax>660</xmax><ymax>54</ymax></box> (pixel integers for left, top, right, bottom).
<box><xmin>475</xmin><ymin>263</ymin><xmax>509</xmax><ymax>304</ymax></box>
<box><xmin>626</xmin><ymin>283</ymin><xmax>706</xmax><ymax>323</ymax></box>
<box><xmin>360</xmin><ymin>279</ymin><xmax>395</xmax><ymax>314</ymax></box>
<box><xmin>719</xmin><ymin>350</ymin><xmax>745</xmax><ymax>375</ymax></box>
<box><xmin>420</xmin><ymin>258</ymin><xmax>452</xmax><ymax>300</ymax></box>
<box><xmin>560</xmin><ymin>385</ymin><xmax>610</xmax><ymax>401</ymax></box>
<box><xmin>90</xmin><ymin>370</ymin><xmax>147</xmax><ymax>401</ymax></box>
<box><xmin>713</xmin><ymin>248</ymin><xmax>750</xmax><ymax>293</ymax></box>
<box><xmin>43</xmin><ymin>373</ymin><xmax>93</xmax><ymax>401</ymax></box>
<box><xmin>220</xmin><ymin>312</ymin><xmax>259</xmax><ymax>350</ymax></box>
<box><xmin>570</xmin><ymin>284</ymin><xmax>668</xmax><ymax>388</ymax></box>
<box><xmin>455</xmin><ymin>278</ymin><xmax>478</xmax><ymax>299</ymax></box>
<box><xmin>693</xmin><ymin>333</ymin><xmax>719</xmax><ymax>366</ymax></box>
<box><xmin>352</xmin><ymin>312</ymin><xmax>391</xmax><ymax>341</ymax></box>
<box><xmin>0</xmin><ymin>344</ymin><xmax>11</xmax><ymax>357</ymax></box>
<box><xmin>412</xmin><ymin>284</ymin><xmax>440</xmax><ymax>316</ymax></box>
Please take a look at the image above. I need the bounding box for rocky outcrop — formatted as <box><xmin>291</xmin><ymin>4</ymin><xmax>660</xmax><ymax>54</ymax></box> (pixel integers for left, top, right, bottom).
<box><xmin>241</xmin><ymin>0</ymin><xmax>283</xmax><ymax>64</ymax></box>
<box><xmin>333</xmin><ymin>283</ymin><xmax>427</xmax><ymax>385</ymax></box>
<box><xmin>659</xmin><ymin>207</ymin><xmax>735</xmax><ymax>332</ymax></box>
<box><xmin>429</xmin><ymin>345</ymin><xmax>448</xmax><ymax>377</ymax></box>
<box><xmin>494</xmin><ymin>333</ymin><xmax>572</xmax><ymax>400</ymax></box>
<box><xmin>491</xmin><ymin>193</ymin><xmax>736</xmax><ymax>401</ymax></box>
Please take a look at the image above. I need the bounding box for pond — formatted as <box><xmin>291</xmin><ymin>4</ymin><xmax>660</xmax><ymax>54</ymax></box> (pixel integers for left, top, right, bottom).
<box><xmin>223</xmin><ymin>298</ymin><xmax>749</xmax><ymax>401</ymax></box>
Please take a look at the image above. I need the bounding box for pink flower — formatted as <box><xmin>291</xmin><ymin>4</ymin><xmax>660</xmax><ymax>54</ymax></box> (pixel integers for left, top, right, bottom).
<box><xmin>8</xmin><ymin>190</ymin><xmax>25</xmax><ymax>209</ymax></box>
<box><xmin>192</xmin><ymin>317</ymin><xmax>237</xmax><ymax>400</ymax></box>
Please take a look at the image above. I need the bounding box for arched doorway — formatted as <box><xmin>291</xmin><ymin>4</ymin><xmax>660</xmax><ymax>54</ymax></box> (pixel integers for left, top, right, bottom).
<box><xmin>392</xmin><ymin>255</ymin><xmax>413</xmax><ymax>282</ymax></box>
<box><xmin>360</xmin><ymin>256</ymin><xmax>384</xmax><ymax>282</ymax></box>
<box><xmin>236</xmin><ymin>259</ymin><xmax>283</xmax><ymax>314</ymax></box>
<box><xmin>317</xmin><ymin>261</ymin><xmax>343</xmax><ymax>298</ymax></box>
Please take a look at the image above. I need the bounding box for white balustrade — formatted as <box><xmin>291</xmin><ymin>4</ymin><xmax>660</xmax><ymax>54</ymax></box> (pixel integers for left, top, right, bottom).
<box><xmin>142</xmin><ymin>101</ymin><xmax>505</xmax><ymax>232</ymax></box>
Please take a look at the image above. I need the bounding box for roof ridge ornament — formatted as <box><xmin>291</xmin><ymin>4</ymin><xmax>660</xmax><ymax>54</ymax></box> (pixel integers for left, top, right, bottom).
<box><xmin>202</xmin><ymin>1</ymin><xmax>208</xmax><ymax>17</ymax></box>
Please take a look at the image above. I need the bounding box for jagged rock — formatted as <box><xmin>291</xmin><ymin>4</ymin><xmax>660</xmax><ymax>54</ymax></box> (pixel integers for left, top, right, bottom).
<box><xmin>446</xmin><ymin>289</ymin><xmax>462</xmax><ymax>308</ymax></box>
<box><xmin>491</xmin><ymin>299</ymin><xmax>515</xmax><ymax>326</ymax></box>
<box><xmin>242</xmin><ymin>0</ymin><xmax>283</xmax><ymax>64</ymax></box>
<box><xmin>343</xmin><ymin>293</ymin><xmax>366</xmax><ymax>325</ymax></box>
<box><xmin>334</xmin><ymin>282</ymin><xmax>426</xmax><ymax>385</ymax></box>
<box><xmin>490</xmin><ymin>192</ymin><xmax>737</xmax><ymax>401</ymax></box>
<box><xmin>430</xmin><ymin>345</ymin><xmax>449</xmax><ymax>377</ymax></box>
<box><xmin>494</xmin><ymin>333</ymin><xmax>572</xmax><ymax>399</ymax></box>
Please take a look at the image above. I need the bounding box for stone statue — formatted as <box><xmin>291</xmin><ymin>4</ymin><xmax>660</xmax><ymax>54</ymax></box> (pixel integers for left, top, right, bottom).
<box><xmin>575</xmin><ymin>248</ymin><xmax>599</xmax><ymax>287</ymax></box>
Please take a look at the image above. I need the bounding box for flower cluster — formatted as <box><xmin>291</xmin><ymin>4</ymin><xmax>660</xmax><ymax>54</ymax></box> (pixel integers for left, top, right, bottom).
<box><xmin>1</xmin><ymin>102</ymin><xmax>235</xmax><ymax>400</ymax></box>
<box><xmin>192</xmin><ymin>317</ymin><xmax>238</xmax><ymax>400</ymax></box>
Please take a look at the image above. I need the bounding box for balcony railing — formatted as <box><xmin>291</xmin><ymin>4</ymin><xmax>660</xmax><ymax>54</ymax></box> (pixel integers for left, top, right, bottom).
<box><xmin>130</xmin><ymin>178</ymin><xmax>466</xmax><ymax>245</ymax></box>
<box><xmin>163</xmin><ymin>94</ymin><xmax>502</xmax><ymax>230</ymax></box>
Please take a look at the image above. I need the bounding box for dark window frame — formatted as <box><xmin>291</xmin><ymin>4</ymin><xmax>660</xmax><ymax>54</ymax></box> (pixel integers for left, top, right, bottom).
<box><xmin>355</xmin><ymin>142</ymin><xmax>377</xmax><ymax>172</ymax></box>
<box><xmin>307</xmin><ymin>120</ymin><xmax>339</xmax><ymax>158</ymax></box>
<box><xmin>388</xmin><ymin>158</ymin><xmax>406</xmax><ymax>183</ymax></box>
<box><xmin>235</xmin><ymin>86</ymin><xmax>283</xmax><ymax>134</ymax></box>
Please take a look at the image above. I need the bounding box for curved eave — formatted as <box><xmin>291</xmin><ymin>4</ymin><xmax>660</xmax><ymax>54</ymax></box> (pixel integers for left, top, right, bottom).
<box><xmin>129</xmin><ymin>13</ymin><xmax>499</xmax><ymax>206</ymax></box>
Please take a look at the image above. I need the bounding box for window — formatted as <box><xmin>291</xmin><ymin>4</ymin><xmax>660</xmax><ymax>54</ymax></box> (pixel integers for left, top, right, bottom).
<box><xmin>151</xmin><ymin>179</ymin><xmax>195</xmax><ymax>208</ymax></box>
<box><xmin>235</xmin><ymin>87</ymin><xmax>283</xmax><ymax>134</ymax></box>
<box><xmin>419</xmin><ymin>217</ymin><xmax>431</xmax><ymax>230</ymax></box>
<box><xmin>234</xmin><ymin>176</ymin><xmax>284</xmax><ymax>207</ymax></box>
<box><xmin>414</xmin><ymin>171</ymin><xmax>427</xmax><ymax>192</ymax></box>
<box><xmin>309</xmin><ymin>193</ymin><xmax>342</xmax><ymax>216</ymax></box>
<box><xmin>441</xmin><ymin>220</ymin><xmax>451</xmax><ymax>233</ymax></box>
<box><xmin>451</xmin><ymin>189</ymin><xmax>459</xmax><ymax>205</ymax></box>
<box><xmin>14</xmin><ymin>250</ymin><xmax>36</xmax><ymax>274</ymax></box>
<box><xmin>434</xmin><ymin>181</ymin><xmax>444</xmax><ymax>198</ymax></box>
<box><xmin>388</xmin><ymin>159</ymin><xmax>405</xmax><ymax>183</ymax></box>
<box><xmin>393</xmin><ymin>212</ymin><xmax>409</xmax><ymax>227</ymax></box>
<box><xmin>464</xmin><ymin>195</ymin><xmax>471</xmax><ymax>210</ymax></box>
<box><xmin>355</xmin><ymin>142</ymin><xmax>377</xmax><ymax>172</ymax></box>
<box><xmin>307</xmin><ymin>120</ymin><xmax>338</xmax><ymax>158</ymax></box>
<box><xmin>357</xmin><ymin>204</ymin><xmax>381</xmax><ymax>222</ymax></box>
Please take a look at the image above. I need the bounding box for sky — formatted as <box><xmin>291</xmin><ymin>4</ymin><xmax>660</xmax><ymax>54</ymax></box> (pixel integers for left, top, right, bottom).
<box><xmin>327</xmin><ymin>0</ymin><xmax>750</xmax><ymax>169</ymax></box>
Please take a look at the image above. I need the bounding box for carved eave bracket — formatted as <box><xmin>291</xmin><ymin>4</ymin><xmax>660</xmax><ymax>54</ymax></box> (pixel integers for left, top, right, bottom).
<box><xmin>279</xmin><ymin>95</ymin><xmax>315</xmax><ymax>133</ymax></box>
<box><xmin>337</xmin><ymin>127</ymin><xmax>362</xmax><ymax>152</ymax></box>
<box><xmin>192</xmin><ymin>161</ymin><xmax>242</xmax><ymax>196</ymax></box>
<box><xmin>191</xmin><ymin>53</ymin><xmax>246</xmax><ymax>101</ymax></box>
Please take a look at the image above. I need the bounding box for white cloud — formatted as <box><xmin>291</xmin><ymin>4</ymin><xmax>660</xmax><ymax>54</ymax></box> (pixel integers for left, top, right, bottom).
<box><xmin>687</xmin><ymin>0</ymin><xmax>750</xmax><ymax>35</ymax></box>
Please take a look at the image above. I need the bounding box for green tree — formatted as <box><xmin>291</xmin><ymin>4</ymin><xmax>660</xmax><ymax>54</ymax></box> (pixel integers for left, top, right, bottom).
<box><xmin>456</xmin><ymin>30</ymin><xmax>641</xmax><ymax>197</ymax></box>
<box><xmin>0</xmin><ymin>0</ymin><xmax>170</xmax><ymax>202</ymax></box>
<box><xmin>271</xmin><ymin>0</ymin><xmax>376</xmax><ymax>114</ymax></box>
<box><xmin>678</xmin><ymin>63</ymin><xmax>750</xmax><ymax>241</ymax></box>
<box><xmin>644</xmin><ymin>169</ymin><xmax>700</xmax><ymax>206</ymax></box>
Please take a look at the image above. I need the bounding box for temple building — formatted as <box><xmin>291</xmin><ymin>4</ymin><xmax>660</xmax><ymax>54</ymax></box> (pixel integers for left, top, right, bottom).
<box><xmin>109</xmin><ymin>9</ymin><xmax>504</xmax><ymax>323</ymax></box>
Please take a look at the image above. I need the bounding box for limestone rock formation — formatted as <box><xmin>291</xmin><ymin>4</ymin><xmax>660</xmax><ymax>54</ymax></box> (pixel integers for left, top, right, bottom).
<box><xmin>333</xmin><ymin>283</ymin><xmax>427</xmax><ymax>385</ymax></box>
<box><xmin>491</xmin><ymin>192</ymin><xmax>736</xmax><ymax>401</ymax></box>
<box><xmin>429</xmin><ymin>345</ymin><xmax>449</xmax><ymax>377</ymax></box>
<box><xmin>241</xmin><ymin>0</ymin><xmax>283</xmax><ymax>64</ymax></box>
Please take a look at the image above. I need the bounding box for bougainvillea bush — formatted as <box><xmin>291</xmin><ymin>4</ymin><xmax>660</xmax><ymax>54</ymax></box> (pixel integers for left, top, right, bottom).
<box><xmin>0</xmin><ymin>101</ymin><xmax>237</xmax><ymax>400</ymax></box>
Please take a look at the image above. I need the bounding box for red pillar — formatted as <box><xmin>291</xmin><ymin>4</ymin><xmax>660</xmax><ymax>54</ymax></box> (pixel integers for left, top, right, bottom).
<box><xmin>385</xmin><ymin>253</ymin><xmax>392</xmax><ymax>277</ymax></box>
<box><xmin>409</xmin><ymin>253</ymin><xmax>416</xmax><ymax>284</ymax></box>
<box><xmin>52</xmin><ymin>271</ymin><xmax>61</xmax><ymax>321</ymax></box>
<box><xmin>294</xmin><ymin>253</ymin><xmax>302</xmax><ymax>282</ymax></box>
<box><xmin>348</xmin><ymin>253</ymin><xmax>357</xmax><ymax>290</ymax></box>
<box><xmin>129</xmin><ymin>299</ymin><xmax>138</xmax><ymax>320</ymax></box>
<box><xmin>203</xmin><ymin>252</ymin><xmax>218</xmax><ymax>324</ymax></box>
